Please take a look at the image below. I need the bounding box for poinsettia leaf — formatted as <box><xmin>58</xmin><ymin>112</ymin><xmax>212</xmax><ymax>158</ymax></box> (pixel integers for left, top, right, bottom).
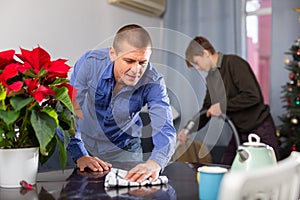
<box><xmin>56</xmin><ymin>108</ymin><xmax>75</xmax><ymax>137</ymax></box>
<box><xmin>0</xmin><ymin>110</ymin><xmax>20</xmax><ymax>124</ymax></box>
<box><xmin>69</xmin><ymin>115</ymin><xmax>76</xmax><ymax>137</ymax></box>
<box><xmin>47</xmin><ymin>59</ymin><xmax>70</xmax><ymax>78</ymax></box>
<box><xmin>56</xmin><ymin>135</ymin><xmax>67</xmax><ymax>170</ymax></box>
<box><xmin>38</xmin><ymin>67</ymin><xmax>48</xmax><ymax>77</ymax></box>
<box><xmin>30</xmin><ymin>109</ymin><xmax>57</xmax><ymax>155</ymax></box>
<box><xmin>0</xmin><ymin>85</ymin><xmax>6</xmax><ymax>101</ymax></box>
<box><xmin>23</xmin><ymin>69</ymin><xmax>38</xmax><ymax>78</ymax></box>
<box><xmin>39</xmin><ymin>136</ymin><xmax>56</xmax><ymax>164</ymax></box>
<box><xmin>58</xmin><ymin>128</ymin><xmax>71</xmax><ymax>149</ymax></box>
<box><xmin>31</xmin><ymin>46</ymin><xmax>51</xmax><ymax>70</ymax></box>
<box><xmin>18</xmin><ymin>47</ymin><xmax>51</xmax><ymax>72</ymax></box>
<box><xmin>7</xmin><ymin>81</ymin><xmax>22</xmax><ymax>92</ymax></box>
<box><xmin>7</xmin><ymin>88</ymin><xmax>25</xmax><ymax>98</ymax></box>
<box><xmin>51</xmin><ymin>86</ymin><xmax>74</xmax><ymax>114</ymax></box>
<box><xmin>42</xmin><ymin>106</ymin><xmax>58</xmax><ymax>125</ymax></box>
<box><xmin>6</xmin><ymin>131</ymin><xmax>17</xmax><ymax>139</ymax></box>
<box><xmin>0</xmin><ymin>49</ymin><xmax>15</xmax><ymax>69</ymax></box>
<box><xmin>2</xmin><ymin>63</ymin><xmax>19</xmax><ymax>81</ymax></box>
<box><xmin>10</xmin><ymin>96</ymin><xmax>33</xmax><ymax>111</ymax></box>
<box><xmin>52</xmin><ymin>78</ymin><xmax>69</xmax><ymax>85</ymax></box>
<box><xmin>0</xmin><ymin>86</ymin><xmax>7</xmax><ymax>111</ymax></box>
<box><xmin>0</xmin><ymin>100</ymin><xmax>6</xmax><ymax>111</ymax></box>
<box><xmin>0</xmin><ymin>140</ymin><xmax>12</xmax><ymax>148</ymax></box>
<box><xmin>0</xmin><ymin>49</ymin><xmax>15</xmax><ymax>59</ymax></box>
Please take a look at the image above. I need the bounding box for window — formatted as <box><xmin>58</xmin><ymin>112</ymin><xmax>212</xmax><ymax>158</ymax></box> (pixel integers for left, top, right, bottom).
<box><xmin>246</xmin><ymin>0</ymin><xmax>272</xmax><ymax>103</ymax></box>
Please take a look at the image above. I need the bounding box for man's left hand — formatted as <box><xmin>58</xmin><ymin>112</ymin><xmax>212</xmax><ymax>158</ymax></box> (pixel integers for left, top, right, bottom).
<box><xmin>124</xmin><ymin>160</ymin><xmax>161</xmax><ymax>183</ymax></box>
<box><xmin>207</xmin><ymin>103</ymin><xmax>222</xmax><ymax>117</ymax></box>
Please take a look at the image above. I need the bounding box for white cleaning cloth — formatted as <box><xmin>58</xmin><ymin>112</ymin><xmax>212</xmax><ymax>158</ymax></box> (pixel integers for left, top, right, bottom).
<box><xmin>104</xmin><ymin>168</ymin><xmax>168</xmax><ymax>188</ymax></box>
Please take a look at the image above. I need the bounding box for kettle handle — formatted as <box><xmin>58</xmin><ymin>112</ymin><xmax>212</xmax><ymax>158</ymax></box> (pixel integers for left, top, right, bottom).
<box><xmin>248</xmin><ymin>133</ymin><xmax>261</xmax><ymax>143</ymax></box>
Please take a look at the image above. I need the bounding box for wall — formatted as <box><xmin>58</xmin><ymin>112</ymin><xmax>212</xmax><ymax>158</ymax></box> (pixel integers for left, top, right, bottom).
<box><xmin>270</xmin><ymin>0</ymin><xmax>300</xmax><ymax>125</ymax></box>
<box><xmin>0</xmin><ymin>0</ymin><xmax>162</xmax><ymax>66</ymax></box>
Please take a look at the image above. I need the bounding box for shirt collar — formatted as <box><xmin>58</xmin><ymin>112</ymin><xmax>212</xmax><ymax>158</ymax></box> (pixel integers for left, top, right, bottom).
<box><xmin>216</xmin><ymin>52</ymin><xmax>223</xmax><ymax>69</ymax></box>
<box><xmin>102</xmin><ymin>61</ymin><xmax>114</xmax><ymax>80</ymax></box>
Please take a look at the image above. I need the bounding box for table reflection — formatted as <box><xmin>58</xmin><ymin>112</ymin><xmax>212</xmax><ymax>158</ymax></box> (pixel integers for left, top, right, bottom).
<box><xmin>60</xmin><ymin>168</ymin><xmax>176</xmax><ymax>199</ymax></box>
<box><xmin>0</xmin><ymin>166</ymin><xmax>177</xmax><ymax>200</ymax></box>
<box><xmin>3</xmin><ymin>161</ymin><xmax>224</xmax><ymax>199</ymax></box>
<box><xmin>0</xmin><ymin>187</ymin><xmax>38</xmax><ymax>200</ymax></box>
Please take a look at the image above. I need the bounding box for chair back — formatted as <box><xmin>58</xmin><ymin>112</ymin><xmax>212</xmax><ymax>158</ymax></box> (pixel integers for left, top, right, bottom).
<box><xmin>218</xmin><ymin>151</ymin><xmax>300</xmax><ymax>200</ymax></box>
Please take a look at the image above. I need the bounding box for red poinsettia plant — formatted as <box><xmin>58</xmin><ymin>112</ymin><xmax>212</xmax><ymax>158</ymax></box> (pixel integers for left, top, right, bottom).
<box><xmin>0</xmin><ymin>46</ymin><xmax>76</xmax><ymax>169</ymax></box>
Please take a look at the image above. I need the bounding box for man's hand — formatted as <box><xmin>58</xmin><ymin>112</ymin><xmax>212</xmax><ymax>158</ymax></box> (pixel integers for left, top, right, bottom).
<box><xmin>124</xmin><ymin>160</ymin><xmax>161</xmax><ymax>183</ymax></box>
<box><xmin>207</xmin><ymin>103</ymin><xmax>222</xmax><ymax>117</ymax></box>
<box><xmin>76</xmin><ymin>155</ymin><xmax>112</xmax><ymax>172</ymax></box>
<box><xmin>177</xmin><ymin>129</ymin><xmax>190</xmax><ymax>145</ymax></box>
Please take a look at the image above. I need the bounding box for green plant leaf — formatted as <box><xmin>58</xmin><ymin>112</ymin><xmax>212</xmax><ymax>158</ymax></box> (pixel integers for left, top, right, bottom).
<box><xmin>42</xmin><ymin>107</ymin><xmax>59</xmax><ymax>125</ymax></box>
<box><xmin>0</xmin><ymin>85</ymin><xmax>7</xmax><ymax>111</ymax></box>
<box><xmin>0</xmin><ymin>110</ymin><xmax>20</xmax><ymax>125</ymax></box>
<box><xmin>57</xmin><ymin>110</ymin><xmax>75</xmax><ymax>137</ymax></box>
<box><xmin>0</xmin><ymin>100</ymin><xmax>6</xmax><ymax>111</ymax></box>
<box><xmin>39</xmin><ymin>136</ymin><xmax>56</xmax><ymax>164</ymax></box>
<box><xmin>59</xmin><ymin>129</ymin><xmax>71</xmax><ymax>149</ymax></box>
<box><xmin>0</xmin><ymin>140</ymin><xmax>12</xmax><ymax>148</ymax></box>
<box><xmin>51</xmin><ymin>86</ymin><xmax>74</xmax><ymax>114</ymax></box>
<box><xmin>23</xmin><ymin>69</ymin><xmax>38</xmax><ymax>78</ymax></box>
<box><xmin>56</xmin><ymin>135</ymin><xmax>67</xmax><ymax>170</ymax></box>
<box><xmin>10</xmin><ymin>96</ymin><xmax>33</xmax><ymax>111</ymax></box>
<box><xmin>52</xmin><ymin>78</ymin><xmax>69</xmax><ymax>85</ymax></box>
<box><xmin>38</xmin><ymin>67</ymin><xmax>48</xmax><ymax>77</ymax></box>
<box><xmin>0</xmin><ymin>87</ymin><xmax>6</xmax><ymax>101</ymax></box>
<box><xmin>69</xmin><ymin>115</ymin><xmax>76</xmax><ymax>137</ymax></box>
<box><xmin>6</xmin><ymin>131</ymin><xmax>17</xmax><ymax>139</ymax></box>
<box><xmin>30</xmin><ymin>109</ymin><xmax>57</xmax><ymax>155</ymax></box>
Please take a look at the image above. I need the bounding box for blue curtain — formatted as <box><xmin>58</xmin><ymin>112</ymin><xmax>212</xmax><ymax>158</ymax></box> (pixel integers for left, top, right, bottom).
<box><xmin>158</xmin><ymin>0</ymin><xmax>244</xmax><ymax>131</ymax></box>
<box><xmin>163</xmin><ymin>0</ymin><xmax>244</xmax><ymax>54</ymax></box>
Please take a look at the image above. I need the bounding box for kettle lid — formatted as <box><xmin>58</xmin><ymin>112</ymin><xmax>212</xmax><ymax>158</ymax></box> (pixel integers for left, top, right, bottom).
<box><xmin>242</xmin><ymin>133</ymin><xmax>266</xmax><ymax>147</ymax></box>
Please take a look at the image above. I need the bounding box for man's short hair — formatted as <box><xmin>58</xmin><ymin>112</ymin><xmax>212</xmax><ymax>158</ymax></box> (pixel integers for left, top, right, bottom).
<box><xmin>113</xmin><ymin>24</ymin><xmax>152</xmax><ymax>53</ymax></box>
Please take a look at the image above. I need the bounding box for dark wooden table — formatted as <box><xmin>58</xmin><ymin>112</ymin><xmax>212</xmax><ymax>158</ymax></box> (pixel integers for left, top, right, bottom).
<box><xmin>0</xmin><ymin>162</ymin><xmax>228</xmax><ymax>200</ymax></box>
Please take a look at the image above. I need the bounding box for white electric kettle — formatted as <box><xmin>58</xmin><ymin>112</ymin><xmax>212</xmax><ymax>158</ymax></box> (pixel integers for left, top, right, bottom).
<box><xmin>230</xmin><ymin>133</ymin><xmax>277</xmax><ymax>171</ymax></box>
<box><xmin>218</xmin><ymin>113</ymin><xmax>277</xmax><ymax>172</ymax></box>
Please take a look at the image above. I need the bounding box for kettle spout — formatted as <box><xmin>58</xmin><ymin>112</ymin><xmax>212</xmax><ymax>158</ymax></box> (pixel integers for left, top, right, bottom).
<box><xmin>237</xmin><ymin>149</ymin><xmax>249</xmax><ymax>162</ymax></box>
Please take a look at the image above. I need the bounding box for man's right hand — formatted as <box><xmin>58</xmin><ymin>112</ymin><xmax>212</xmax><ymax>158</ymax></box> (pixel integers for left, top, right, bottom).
<box><xmin>177</xmin><ymin>129</ymin><xmax>190</xmax><ymax>145</ymax></box>
<box><xmin>76</xmin><ymin>155</ymin><xmax>112</xmax><ymax>172</ymax></box>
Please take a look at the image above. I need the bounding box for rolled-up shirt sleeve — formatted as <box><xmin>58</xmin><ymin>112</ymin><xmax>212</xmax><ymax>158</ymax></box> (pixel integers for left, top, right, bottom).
<box><xmin>67</xmin><ymin>132</ymin><xmax>89</xmax><ymax>162</ymax></box>
<box><xmin>68</xmin><ymin>51</ymin><xmax>92</xmax><ymax>162</ymax></box>
<box><xmin>145</xmin><ymin>78</ymin><xmax>177</xmax><ymax>170</ymax></box>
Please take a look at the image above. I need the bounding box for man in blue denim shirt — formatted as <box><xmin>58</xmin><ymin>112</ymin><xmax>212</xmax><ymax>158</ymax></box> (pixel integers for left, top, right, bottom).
<box><xmin>68</xmin><ymin>24</ymin><xmax>176</xmax><ymax>183</ymax></box>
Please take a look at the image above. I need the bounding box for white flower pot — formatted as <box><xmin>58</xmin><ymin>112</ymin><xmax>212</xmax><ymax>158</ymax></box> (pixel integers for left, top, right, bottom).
<box><xmin>0</xmin><ymin>147</ymin><xmax>39</xmax><ymax>188</ymax></box>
